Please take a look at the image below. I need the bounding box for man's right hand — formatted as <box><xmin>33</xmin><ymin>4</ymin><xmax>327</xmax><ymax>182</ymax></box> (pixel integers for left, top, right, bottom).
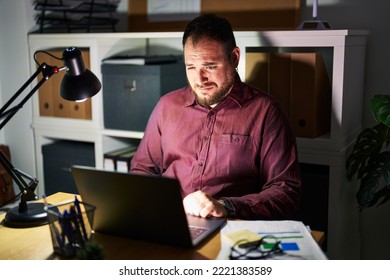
<box><xmin>183</xmin><ymin>190</ymin><xmax>227</xmax><ymax>218</ymax></box>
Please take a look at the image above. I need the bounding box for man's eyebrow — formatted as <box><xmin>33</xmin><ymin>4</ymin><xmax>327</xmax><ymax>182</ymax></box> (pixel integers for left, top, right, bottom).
<box><xmin>185</xmin><ymin>62</ymin><xmax>217</xmax><ymax>66</ymax></box>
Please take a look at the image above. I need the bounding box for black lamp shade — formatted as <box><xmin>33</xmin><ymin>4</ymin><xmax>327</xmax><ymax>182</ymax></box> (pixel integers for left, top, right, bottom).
<box><xmin>60</xmin><ymin>47</ymin><xmax>101</xmax><ymax>101</ymax></box>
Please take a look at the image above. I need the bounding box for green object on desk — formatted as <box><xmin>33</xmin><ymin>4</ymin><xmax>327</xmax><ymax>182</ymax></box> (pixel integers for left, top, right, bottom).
<box><xmin>77</xmin><ymin>240</ymin><xmax>104</xmax><ymax>260</ymax></box>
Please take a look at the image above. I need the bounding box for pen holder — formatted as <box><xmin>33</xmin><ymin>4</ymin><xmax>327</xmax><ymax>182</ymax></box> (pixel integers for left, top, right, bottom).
<box><xmin>46</xmin><ymin>198</ymin><xmax>96</xmax><ymax>258</ymax></box>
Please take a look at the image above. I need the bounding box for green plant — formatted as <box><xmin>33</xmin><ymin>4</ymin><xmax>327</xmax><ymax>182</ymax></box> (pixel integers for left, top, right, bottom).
<box><xmin>346</xmin><ymin>94</ymin><xmax>390</xmax><ymax>210</ymax></box>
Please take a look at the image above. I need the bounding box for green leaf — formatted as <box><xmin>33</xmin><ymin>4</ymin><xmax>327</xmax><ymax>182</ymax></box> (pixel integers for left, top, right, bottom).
<box><xmin>346</xmin><ymin>94</ymin><xmax>390</xmax><ymax>210</ymax></box>
<box><xmin>357</xmin><ymin>152</ymin><xmax>390</xmax><ymax>208</ymax></box>
<box><xmin>346</xmin><ymin>123</ymin><xmax>389</xmax><ymax>180</ymax></box>
<box><xmin>371</xmin><ymin>95</ymin><xmax>390</xmax><ymax>127</ymax></box>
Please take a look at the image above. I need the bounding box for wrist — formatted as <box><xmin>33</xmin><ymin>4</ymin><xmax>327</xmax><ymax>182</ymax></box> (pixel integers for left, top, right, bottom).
<box><xmin>219</xmin><ymin>198</ymin><xmax>235</xmax><ymax>218</ymax></box>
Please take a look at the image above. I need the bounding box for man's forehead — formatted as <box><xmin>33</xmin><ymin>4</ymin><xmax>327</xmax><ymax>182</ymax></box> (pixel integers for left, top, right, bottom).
<box><xmin>184</xmin><ymin>39</ymin><xmax>224</xmax><ymax>55</ymax></box>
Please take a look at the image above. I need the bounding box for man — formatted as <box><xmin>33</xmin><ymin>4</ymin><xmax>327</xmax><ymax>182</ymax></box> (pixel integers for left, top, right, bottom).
<box><xmin>130</xmin><ymin>14</ymin><xmax>302</xmax><ymax>220</ymax></box>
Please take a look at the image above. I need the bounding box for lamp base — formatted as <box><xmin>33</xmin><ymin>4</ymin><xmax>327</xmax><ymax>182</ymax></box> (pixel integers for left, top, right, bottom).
<box><xmin>3</xmin><ymin>202</ymin><xmax>49</xmax><ymax>228</ymax></box>
<box><xmin>296</xmin><ymin>20</ymin><xmax>332</xmax><ymax>30</ymax></box>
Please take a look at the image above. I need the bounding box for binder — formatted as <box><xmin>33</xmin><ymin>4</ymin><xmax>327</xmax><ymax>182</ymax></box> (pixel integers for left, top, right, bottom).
<box><xmin>103</xmin><ymin>146</ymin><xmax>138</xmax><ymax>171</ymax></box>
<box><xmin>67</xmin><ymin>100</ymin><xmax>92</xmax><ymax>120</ymax></box>
<box><xmin>35</xmin><ymin>52</ymin><xmax>55</xmax><ymax>117</ymax></box>
<box><xmin>290</xmin><ymin>52</ymin><xmax>331</xmax><ymax>138</ymax></box>
<box><xmin>51</xmin><ymin>68</ymin><xmax>70</xmax><ymax>118</ymax></box>
<box><xmin>245</xmin><ymin>51</ymin><xmax>269</xmax><ymax>92</ymax></box>
<box><xmin>268</xmin><ymin>52</ymin><xmax>291</xmax><ymax>116</ymax></box>
<box><xmin>116</xmin><ymin>150</ymin><xmax>137</xmax><ymax>173</ymax></box>
<box><xmin>245</xmin><ymin>50</ymin><xmax>331</xmax><ymax>138</ymax></box>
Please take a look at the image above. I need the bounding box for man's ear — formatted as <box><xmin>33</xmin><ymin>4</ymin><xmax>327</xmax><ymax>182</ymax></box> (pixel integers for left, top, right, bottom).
<box><xmin>231</xmin><ymin>47</ymin><xmax>240</xmax><ymax>68</ymax></box>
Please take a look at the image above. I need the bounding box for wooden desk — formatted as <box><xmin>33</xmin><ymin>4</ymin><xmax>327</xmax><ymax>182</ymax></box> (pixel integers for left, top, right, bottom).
<box><xmin>0</xmin><ymin>192</ymin><xmax>324</xmax><ymax>260</ymax></box>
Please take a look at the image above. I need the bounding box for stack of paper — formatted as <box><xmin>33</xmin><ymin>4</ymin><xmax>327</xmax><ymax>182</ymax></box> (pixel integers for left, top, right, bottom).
<box><xmin>217</xmin><ymin>220</ymin><xmax>328</xmax><ymax>260</ymax></box>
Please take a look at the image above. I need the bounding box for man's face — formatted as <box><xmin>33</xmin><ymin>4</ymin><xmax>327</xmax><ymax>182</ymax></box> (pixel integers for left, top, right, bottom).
<box><xmin>184</xmin><ymin>38</ymin><xmax>240</xmax><ymax>108</ymax></box>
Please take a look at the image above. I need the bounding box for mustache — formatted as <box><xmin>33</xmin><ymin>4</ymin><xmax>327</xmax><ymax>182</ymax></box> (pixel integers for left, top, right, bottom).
<box><xmin>196</xmin><ymin>82</ymin><xmax>217</xmax><ymax>89</ymax></box>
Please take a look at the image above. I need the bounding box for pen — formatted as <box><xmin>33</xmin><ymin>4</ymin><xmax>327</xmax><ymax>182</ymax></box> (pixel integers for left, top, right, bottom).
<box><xmin>70</xmin><ymin>205</ymin><xmax>84</xmax><ymax>246</ymax></box>
<box><xmin>74</xmin><ymin>195</ymin><xmax>88</xmax><ymax>241</ymax></box>
<box><xmin>62</xmin><ymin>210</ymin><xmax>75</xmax><ymax>246</ymax></box>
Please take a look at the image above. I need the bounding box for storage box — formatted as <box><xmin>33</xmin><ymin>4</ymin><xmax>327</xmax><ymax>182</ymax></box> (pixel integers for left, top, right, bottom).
<box><xmin>101</xmin><ymin>61</ymin><xmax>187</xmax><ymax>132</ymax></box>
<box><xmin>245</xmin><ymin>51</ymin><xmax>332</xmax><ymax>138</ymax></box>
<box><xmin>42</xmin><ymin>140</ymin><xmax>95</xmax><ymax>195</ymax></box>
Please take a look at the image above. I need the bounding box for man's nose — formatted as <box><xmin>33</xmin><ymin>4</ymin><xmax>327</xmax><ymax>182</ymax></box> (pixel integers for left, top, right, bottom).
<box><xmin>196</xmin><ymin>68</ymin><xmax>208</xmax><ymax>84</ymax></box>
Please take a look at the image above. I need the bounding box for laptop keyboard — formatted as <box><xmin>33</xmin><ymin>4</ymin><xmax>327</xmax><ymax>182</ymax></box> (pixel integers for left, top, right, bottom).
<box><xmin>189</xmin><ymin>225</ymin><xmax>208</xmax><ymax>240</ymax></box>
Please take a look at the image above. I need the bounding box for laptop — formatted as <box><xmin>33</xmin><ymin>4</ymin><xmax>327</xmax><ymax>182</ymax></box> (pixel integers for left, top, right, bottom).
<box><xmin>71</xmin><ymin>165</ymin><xmax>226</xmax><ymax>248</ymax></box>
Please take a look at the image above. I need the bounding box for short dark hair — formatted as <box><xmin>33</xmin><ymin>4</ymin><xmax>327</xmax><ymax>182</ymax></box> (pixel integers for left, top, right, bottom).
<box><xmin>182</xmin><ymin>14</ymin><xmax>237</xmax><ymax>57</ymax></box>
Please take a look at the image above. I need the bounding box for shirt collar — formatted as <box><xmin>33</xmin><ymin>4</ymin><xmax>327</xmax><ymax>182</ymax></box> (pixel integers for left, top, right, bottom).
<box><xmin>183</xmin><ymin>90</ymin><xmax>197</xmax><ymax>107</ymax></box>
<box><xmin>183</xmin><ymin>74</ymin><xmax>245</xmax><ymax>108</ymax></box>
<box><xmin>225</xmin><ymin>75</ymin><xmax>245</xmax><ymax>108</ymax></box>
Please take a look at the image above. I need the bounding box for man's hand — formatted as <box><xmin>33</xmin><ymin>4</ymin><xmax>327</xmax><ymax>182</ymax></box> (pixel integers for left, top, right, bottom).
<box><xmin>183</xmin><ymin>190</ymin><xmax>227</xmax><ymax>218</ymax></box>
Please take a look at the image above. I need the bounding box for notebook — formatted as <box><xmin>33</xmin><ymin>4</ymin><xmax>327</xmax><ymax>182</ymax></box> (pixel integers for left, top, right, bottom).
<box><xmin>71</xmin><ymin>165</ymin><xmax>226</xmax><ymax>248</ymax></box>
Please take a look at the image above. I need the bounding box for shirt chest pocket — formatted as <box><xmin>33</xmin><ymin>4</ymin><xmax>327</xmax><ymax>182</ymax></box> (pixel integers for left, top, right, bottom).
<box><xmin>217</xmin><ymin>134</ymin><xmax>257</xmax><ymax>177</ymax></box>
<box><xmin>220</xmin><ymin>134</ymin><xmax>249</xmax><ymax>145</ymax></box>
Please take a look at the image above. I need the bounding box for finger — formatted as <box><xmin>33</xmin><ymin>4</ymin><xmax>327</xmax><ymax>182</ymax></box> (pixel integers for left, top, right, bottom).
<box><xmin>198</xmin><ymin>199</ymin><xmax>218</xmax><ymax>218</ymax></box>
<box><xmin>199</xmin><ymin>206</ymin><xmax>212</xmax><ymax>218</ymax></box>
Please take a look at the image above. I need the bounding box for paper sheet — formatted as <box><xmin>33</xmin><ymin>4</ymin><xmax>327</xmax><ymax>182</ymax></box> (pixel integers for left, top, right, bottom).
<box><xmin>217</xmin><ymin>220</ymin><xmax>328</xmax><ymax>260</ymax></box>
<box><xmin>147</xmin><ymin>0</ymin><xmax>201</xmax><ymax>22</ymax></box>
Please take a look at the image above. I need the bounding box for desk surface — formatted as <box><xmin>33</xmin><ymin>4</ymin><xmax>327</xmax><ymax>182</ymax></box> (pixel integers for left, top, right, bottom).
<box><xmin>0</xmin><ymin>192</ymin><xmax>324</xmax><ymax>260</ymax></box>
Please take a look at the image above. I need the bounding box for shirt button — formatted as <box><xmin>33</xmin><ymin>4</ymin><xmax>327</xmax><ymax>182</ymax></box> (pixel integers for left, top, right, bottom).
<box><xmin>198</xmin><ymin>162</ymin><xmax>203</xmax><ymax>167</ymax></box>
<box><xmin>233</xmin><ymin>137</ymin><xmax>240</xmax><ymax>143</ymax></box>
<box><xmin>204</xmin><ymin>136</ymin><xmax>209</xmax><ymax>141</ymax></box>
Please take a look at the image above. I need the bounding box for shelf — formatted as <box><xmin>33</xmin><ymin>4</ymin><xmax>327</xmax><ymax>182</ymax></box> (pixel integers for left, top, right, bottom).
<box><xmin>33</xmin><ymin>0</ymin><xmax>119</xmax><ymax>33</ymax></box>
<box><xmin>34</xmin><ymin>1</ymin><xmax>119</xmax><ymax>13</ymax></box>
<box><xmin>28</xmin><ymin>30</ymin><xmax>368</xmax><ymax>259</ymax></box>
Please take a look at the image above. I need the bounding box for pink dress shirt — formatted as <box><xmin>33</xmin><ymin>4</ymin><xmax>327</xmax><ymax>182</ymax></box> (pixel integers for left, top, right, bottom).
<box><xmin>130</xmin><ymin>76</ymin><xmax>302</xmax><ymax>220</ymax></box>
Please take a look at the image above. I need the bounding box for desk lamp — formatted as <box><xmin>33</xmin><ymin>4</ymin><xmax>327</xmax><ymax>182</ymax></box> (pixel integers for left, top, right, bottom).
<box><xmin>297</xmin><ymin>0</ymin><xmax>331</xmax><ymax>30</ymax></box>
<box><xmin>0</xmin><ymin>47</ymin><xmax>101</xmax><ymax>228</ymax></box>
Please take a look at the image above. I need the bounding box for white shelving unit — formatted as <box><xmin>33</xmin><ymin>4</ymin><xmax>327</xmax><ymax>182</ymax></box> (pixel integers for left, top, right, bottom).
<box><xmin>28</xmin><ymin>30</ymin><xmax>368</xmax><ymax>259</ymax></box>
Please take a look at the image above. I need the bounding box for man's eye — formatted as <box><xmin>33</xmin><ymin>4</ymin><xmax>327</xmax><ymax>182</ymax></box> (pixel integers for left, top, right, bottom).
<box><xmin>205</xmin><ymin>65</ymin><xmax>217</xmax><ymax>70</ymax></box>
<box><xmin>186</xmin><ymin>66</ymin><xmax>195</xmax><ymax>70</ymax></box>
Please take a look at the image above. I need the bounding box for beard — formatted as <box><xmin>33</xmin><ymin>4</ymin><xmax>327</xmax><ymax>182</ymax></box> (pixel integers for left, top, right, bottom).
<box><xmin>192</xmin><ymin>76</ymin><xmax>236</xmax><ymax>108</ymax></box>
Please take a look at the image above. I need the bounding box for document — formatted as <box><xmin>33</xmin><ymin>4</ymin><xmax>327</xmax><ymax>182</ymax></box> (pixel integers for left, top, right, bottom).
<box><xmin>217</xmin><ymin>220</ymin><xmax>328</xmax><ymax>260</ymax></box>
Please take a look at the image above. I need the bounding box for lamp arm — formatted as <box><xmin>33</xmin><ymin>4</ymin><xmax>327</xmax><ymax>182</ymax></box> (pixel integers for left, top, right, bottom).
<box><xmin>0</xmin><ymin>62</ymin><xmax>61</xmax><ymax>211</ymax></box>
<box><xmin>0</xmin><ymin>63</ymin><xmax>61</xmax><ymax>130</ymax></box>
